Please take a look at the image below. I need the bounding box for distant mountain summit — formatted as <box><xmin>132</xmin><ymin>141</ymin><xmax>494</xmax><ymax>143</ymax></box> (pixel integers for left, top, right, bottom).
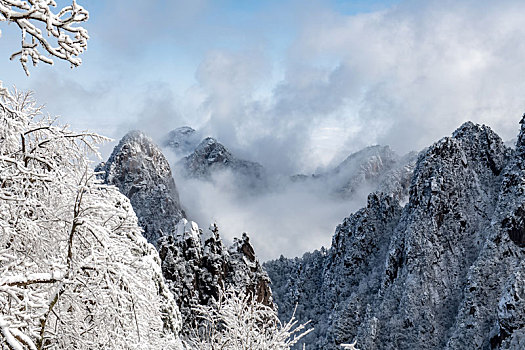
<box><xmin>178</xmin><ymin>137</ymin><xmax>267</xmax><ymax>189</ymax></box>
<box><xmin>162</xmin><ymin>126</ymin><xmax>201</xmax><ymax>156</ymax></box>
<box><xmin>292</xmin><ymin>145</ymin><xmax>417</xmax><ymax>202</ymax></box>
<box><xmin>328</xmin><ymin>145</ymin><xmax>416</xmax><ymax>200</ymax></box>
<box><xmin>96</xmin><ymin>130</ymin><xmax>185</xmax><ymax>247</ymax></box>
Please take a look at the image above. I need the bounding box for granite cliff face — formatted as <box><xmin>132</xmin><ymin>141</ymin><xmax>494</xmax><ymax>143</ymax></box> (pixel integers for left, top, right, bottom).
<box><xmin>266</xmin><ymin>120</ymin><xmax>525</xmax><ymax>349</ymax></box>
<box><xmin>96</xmin><ymin>130</ymin><xmax>185</xmax><ymax>247</ymax></box>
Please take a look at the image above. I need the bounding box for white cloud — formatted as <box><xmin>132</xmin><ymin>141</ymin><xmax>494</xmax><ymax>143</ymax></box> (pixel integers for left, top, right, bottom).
<box><xmin>173</xmin><ymin>169</ymin><xmax>364</xmax><ymax>260</ymax></box>
<box><xmin>165</xmin><ymin>0</ymin><xmax>525</xmax><ymax>260</ymax></box>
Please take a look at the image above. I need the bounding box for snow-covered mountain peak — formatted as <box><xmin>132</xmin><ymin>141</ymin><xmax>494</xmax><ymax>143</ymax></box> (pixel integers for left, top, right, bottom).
<box><xmin>162</xmin><ymin>126</ymin><xmax>201</xmax><ymax>156</ymax></box>
<box><xmin>194</xmin><ymin>137</ymin><xmax>232</xmax><ymax>164</ymax></box>
<box><xmin>178</xmin><ymin>136</ymin><xmax>267</xmax><ymax>189</ymax></box>
<box><xmin>333</xmin><ymin>145</ymin><xmax>398</xmax><ymax>174</ymax></box>
<box><xmin>97</xmin><ymin>130</ymin><xmax>185</xmax><ymax>247</ymax></box>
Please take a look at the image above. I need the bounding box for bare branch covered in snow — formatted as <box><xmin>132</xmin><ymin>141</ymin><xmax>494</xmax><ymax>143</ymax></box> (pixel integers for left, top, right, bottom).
<box><xmin>341</xmin><ymin>341</ymin><xmax>359</xmax><ymax>350</ymax></box>
<box><xmin>0</xmin><ymin>0</ymin><xmax>89</xmax><ymax>75</ymax></box>
<box><xmin>184</xmin><ymin>287</ymin><xmax>312</xmax><ymax>350</ymax></box>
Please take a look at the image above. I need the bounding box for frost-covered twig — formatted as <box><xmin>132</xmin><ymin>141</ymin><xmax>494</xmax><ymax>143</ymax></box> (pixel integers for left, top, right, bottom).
<box><xmin>341</xmin><ymin>340</ymin><xmax>359</xmax><ymax>350</ymax></box>
<box><xmin>0</xmin><ymin>0</ymin><xmax>89</xmax><ymax>75</ymax></box>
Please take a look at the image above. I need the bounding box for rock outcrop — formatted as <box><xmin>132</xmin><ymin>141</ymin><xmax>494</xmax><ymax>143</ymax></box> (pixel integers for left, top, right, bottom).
<box><xmin>158</xmin><ymin>220</ymin><xmax>273</xmax><ymax>329</ymax></box>
<box><xmin>96</xmin><ymin>130</ymin><xmax>185</xmax><ymax>247</ymax></box>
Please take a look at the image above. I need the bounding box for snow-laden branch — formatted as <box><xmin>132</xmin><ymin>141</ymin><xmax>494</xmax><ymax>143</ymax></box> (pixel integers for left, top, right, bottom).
<box><xmin>0</xmin><ymin>271</ymin><xmax>64</xmax><ymax>286</ymax></box>
<box><xmin>341</xmin><ymin>341</ymin><xmax>359</xmax><ymax>350</ymax></box>
<box><xmin>184</xmin><ymin>288</ymin><xmax>313</xmax><ymax>349</ymax></box>
<box><xmin>0</xmin><ymin>0</ymin><xmax>89</xmax><ymax>75</ymax></box>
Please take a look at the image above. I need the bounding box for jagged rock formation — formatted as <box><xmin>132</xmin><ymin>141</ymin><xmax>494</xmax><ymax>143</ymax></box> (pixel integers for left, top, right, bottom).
<box><xmin>178</xmin><ymin>137</ymin><xmax>267</xmax><ymax>189</ymax></box>
<box><xmin>330</xmin><ymin>145</ymin><xmax>400</xmax><ymax>197</ymax></box>
<box><xmin>96</xmin><ymin>130</ymin><xmax>185</xmax><ymax>247</ymax></box>
<box><xmin>266</xmin><ymin>120</ymin><xmax>525</xmax><ymax>349</ymax></box>
<box><xmin>162</xmin><ymin>126</ymin><xmax>202</xmax><ymax>156</ymax></box>
<box><xmin>158</xmin><ymin>220</ymin><xmax>273</xmax><ymax>329</ymax></box>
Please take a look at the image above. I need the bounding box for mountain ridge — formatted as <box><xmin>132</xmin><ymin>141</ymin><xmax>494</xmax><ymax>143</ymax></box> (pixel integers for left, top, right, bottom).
<box><xmin>266</xmin><ymin>119</ymin><xmax>524</xmax><ymax>349</ymax></box>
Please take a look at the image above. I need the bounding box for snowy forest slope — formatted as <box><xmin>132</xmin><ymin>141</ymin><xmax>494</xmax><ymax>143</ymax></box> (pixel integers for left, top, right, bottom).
<box><xmin>266</xmin><ymin>120</ymin><xmax>525</xmax><ymax>350</ymax></box>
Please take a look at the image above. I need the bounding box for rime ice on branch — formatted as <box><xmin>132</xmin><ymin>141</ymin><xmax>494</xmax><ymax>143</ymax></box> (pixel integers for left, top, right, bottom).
<box><xmin>0</xmin><ymin>0</ymin><xmax>89</xmax><ymax>75</ymax></box>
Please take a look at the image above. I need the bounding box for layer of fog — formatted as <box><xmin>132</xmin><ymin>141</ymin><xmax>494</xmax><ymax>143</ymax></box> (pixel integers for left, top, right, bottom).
<box><xmin>164</xmin><ymin>147</ymin><xmax>375</xmax><ymax>261</ymax></box>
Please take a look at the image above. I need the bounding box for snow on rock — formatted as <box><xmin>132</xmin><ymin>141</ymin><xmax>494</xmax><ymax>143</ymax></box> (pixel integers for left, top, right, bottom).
<box><xmin>266</xmin><ymin>120</ymin><xmax>525</xmax><ymax>350</ymax></box>
<box><xmin>177</xmin><ymin>137</ymin><xmax>267</xmax><ymax>190</ymax></box>
<box><xmin>96</xmin><ymin>130</ymin><xmax>185</xmax><ymax>247</ymax></box>
<box><xmin>175</xmin><ymin>218</ymin><xmax>201</xmax><ymax>248</ymax></box>
<box><xmin>162</xmin><ymin>126</ymin><xmax>202</xmax><ymax>157</ymax></box>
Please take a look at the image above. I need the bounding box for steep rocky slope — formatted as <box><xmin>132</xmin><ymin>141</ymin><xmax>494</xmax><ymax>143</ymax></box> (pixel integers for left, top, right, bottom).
<box><xmin>96</xmin><ymin>130</ymin><xmax>185</xmax><ymax>247</ymax></box>
<box><xmin>266</xmin><ymin>120</ymin><xmax>525</xmax><ymax>349</ymax></box>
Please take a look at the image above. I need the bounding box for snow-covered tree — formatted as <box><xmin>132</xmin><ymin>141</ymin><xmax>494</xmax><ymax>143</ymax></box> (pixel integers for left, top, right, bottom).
<box><xmin>0</xmin><ymin>82</ymin><xmax>183</xmax><ymax>349</ymax></box>
<box><xmin>0</xmin><ymin>0</ymin><xmax>89</xmax><ymax>75</ymax></box>
<box><xmin>183</xmin><ymin>288</ymin><xmax>312</xmax><ymax>350</ymax></box>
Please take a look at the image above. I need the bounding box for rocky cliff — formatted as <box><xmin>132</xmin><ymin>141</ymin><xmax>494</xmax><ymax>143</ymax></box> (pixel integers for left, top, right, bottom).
<box><xmin>96</xmin><ymin>130</ymin><xmax>185</xmax><ymax>247</ymax></box>
<box><xmin>266</xmin><ymin>120</ymin><xmax>525</xmax><ymax>349</ymax></box>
